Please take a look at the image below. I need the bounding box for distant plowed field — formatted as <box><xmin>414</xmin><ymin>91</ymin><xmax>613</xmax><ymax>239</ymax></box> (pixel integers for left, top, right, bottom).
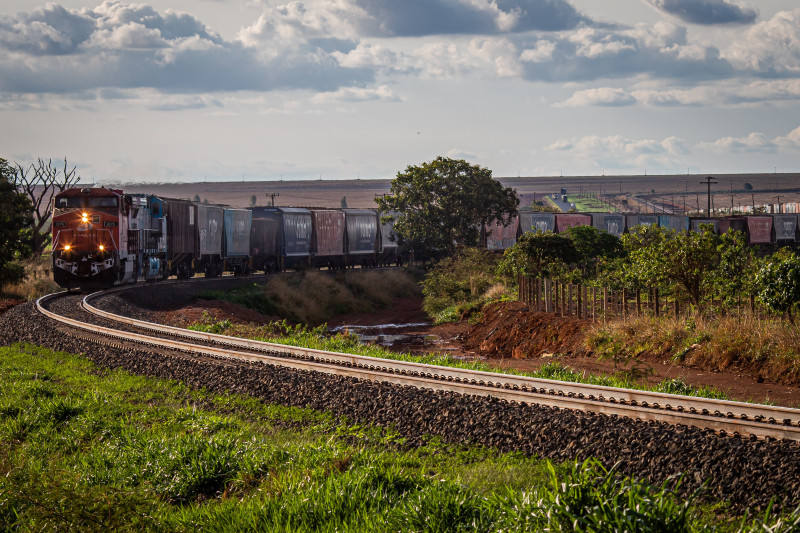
<box><xmin>113</xmin><ymin>172</ymin><xmax>800</xmax><ymax>212</ymax></box>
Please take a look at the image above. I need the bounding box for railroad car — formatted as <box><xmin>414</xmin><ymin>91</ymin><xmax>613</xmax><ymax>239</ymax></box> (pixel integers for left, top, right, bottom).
<box><xmin>249</xmin><ymin>207</ymin><xmax>312</xmax><ymax>270</ymax></box>
<box><xmin>519</xmin><ymin>212</ymin><xmax>555</xmax><ymax>234</ymax></box>
<box><xmin>483</xmin><ymin>216</ymin><xmax>519</xmax><ymax>251</ymax></box>
<box><xmin>774</xmin><ymin>214</ymin><xmax>798</xmax><ymax>243</ymax></box>
<box><xmin>309</xmin><ymin>208</ymin><xmax>346</xmax><ymax>269</ymax></box>
<box><xmin>377</xmin><ymin>212</ymin><xmax>402</xmax><ymax>266</ymax></box>
<box><xmin>625</xmin><ymin>214</ymin><xmax>658</xmax><ymax>229</ymax></box>
<box><xmin>193</xmin><ymin>204</ymin><xmax>225</xmax><ymax>278</ymax></box>
<box><xmin>658</xmin><ymin>215</ymin><xmax>690</xmax><ymax>232</ymax></box>
<box><xmin>162</xmin><ymin>198</ymin><xmax>197</xmax><ymax>279</ymax></box>
<box><xmin>249</xmin><ymin>216</ymin><xmax>280</xmax><ymax>273</ymax></box>
<box><xmin>591</xmin><ymin>213</ymin><xmax>625</xmax><ymax>238</ymax></box>
<box><xmin>222</xmin><ymin>208</ymin><xmax>252</xmax><ymax>275</ymax></box>
<box><xmin>555</xmin><ymin>214</ymin><xmax>592</xmax><ymax>233</ymax></box>
<box><xmin>342</xmin><ymin>209</ymin><xmax>379</xmax><ymax>267</ymax></box>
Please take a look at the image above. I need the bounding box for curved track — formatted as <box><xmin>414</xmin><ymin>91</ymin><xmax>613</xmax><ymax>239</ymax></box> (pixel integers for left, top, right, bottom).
<box><xmin>37</xmin><ymin>285</ymin><xmax>800</xmax><ymax>441</ymax></box>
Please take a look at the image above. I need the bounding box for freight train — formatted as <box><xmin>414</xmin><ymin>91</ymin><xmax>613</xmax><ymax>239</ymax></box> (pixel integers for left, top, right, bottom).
<box><xmin>51</xmin><ymin>186</ymin><xmax>800</xmax><ymax>290</ymax></box>
<box><xmin>481</xmin><ymin>212</ymin><xmax>799</xmax><ymax>251</ymax></box>
<box><xmin>51</xmin><ymin>187</ymin><xmax>401</xmax><ymax>290</ymax></box>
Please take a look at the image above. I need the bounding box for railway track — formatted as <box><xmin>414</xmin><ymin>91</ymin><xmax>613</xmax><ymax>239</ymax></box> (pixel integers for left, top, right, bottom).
<box><xmin>36</xmin><ymin>286</ymin><xmax>800</xmax><ymax>441</ymax></box>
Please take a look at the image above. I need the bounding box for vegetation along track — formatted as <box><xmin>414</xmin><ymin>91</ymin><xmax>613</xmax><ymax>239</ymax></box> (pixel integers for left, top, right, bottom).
<box><xmin>0</xmin><ymin>279</ymin><xmax>797</xmax><ymax>510</ymax></box>
<box><xmin>38</xmin><ymin>283</ymin><xmax>800</xmax><ymax>442</ymax></box>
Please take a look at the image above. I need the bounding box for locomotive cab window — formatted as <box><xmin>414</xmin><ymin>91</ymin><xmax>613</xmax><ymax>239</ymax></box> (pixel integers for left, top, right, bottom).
<box><xmin>89</xmin><ymin>197</ymin><xmax>118</xmax><ymax>208</ymax></box>
<box><xmin>56</xmin><ymin>197</ymin><xmax>118</xmax><ymax>209</ymax></box>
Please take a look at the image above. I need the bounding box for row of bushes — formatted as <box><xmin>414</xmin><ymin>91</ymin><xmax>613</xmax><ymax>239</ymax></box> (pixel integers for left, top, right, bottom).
<box><xmin>422</xmin><ymin>225</ymin><xmax>800</xmax><ymax>324</ymax></box>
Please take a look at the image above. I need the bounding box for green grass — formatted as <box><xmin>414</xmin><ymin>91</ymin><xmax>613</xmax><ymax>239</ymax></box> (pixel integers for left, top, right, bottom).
<box><xmin>570</xmin><ymin>195</ymin><xmax>616</xmax><ymax>212</ymax></box>
<box><xmin>190</xmin><ymin>317</ymin><xmax>731</xmax><ymax>401</ymax></box>
<box><xmin>3</xmin><ymin>342</ymin><xmax>797</xmax><ymax>531</ymax></box>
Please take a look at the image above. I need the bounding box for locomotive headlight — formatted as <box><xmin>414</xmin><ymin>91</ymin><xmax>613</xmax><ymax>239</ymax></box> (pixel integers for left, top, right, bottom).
<box><xmin>98</xmin><ymin>245</ymin><xmax>105</xmax><ymax>252</ymax></box>
<box><xmin>81</xmin><ymin>212</ymin><xmax>89</xmax><ymax>223</ymax></box>
<box><xmin>64</xmin><ymin>245</ymin><xmax>71</xmax><ymax>251</ymax></box>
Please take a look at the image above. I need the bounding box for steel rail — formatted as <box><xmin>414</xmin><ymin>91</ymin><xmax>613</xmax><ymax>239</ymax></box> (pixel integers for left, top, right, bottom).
<box><xmin>81</xmin><ymin>287</ymin><xmax>800</xmax><ymax>430</ymax></box>
<box><xmin>36</xmin><ymin>290</ymin><xmax>800</xmax><ymax>441</ymax></box>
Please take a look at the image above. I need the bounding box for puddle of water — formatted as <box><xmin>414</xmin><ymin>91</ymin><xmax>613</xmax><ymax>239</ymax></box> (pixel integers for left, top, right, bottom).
<box><xmin>330</xmin><ymin>323</ymin><xmax>430</xmax><ymax>332</ymax></box>
<box><xmin>330</xmin><ymin>322</ymin><xmax>436</xmax><ymax>348</ymax></box>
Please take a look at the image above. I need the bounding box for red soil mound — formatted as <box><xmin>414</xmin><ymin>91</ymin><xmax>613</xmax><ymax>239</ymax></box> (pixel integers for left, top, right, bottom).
<box><xmin>464</xmin><ymin>301</ymin><xmax>590</xmax><ymax>359</ymax></box>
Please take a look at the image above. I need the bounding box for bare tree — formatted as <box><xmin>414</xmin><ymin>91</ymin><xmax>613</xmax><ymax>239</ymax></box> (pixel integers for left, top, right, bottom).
<box><xmin>13</xmin><ymin>157</ymin><xmax>80</xmax><ymax>256</ymax></box>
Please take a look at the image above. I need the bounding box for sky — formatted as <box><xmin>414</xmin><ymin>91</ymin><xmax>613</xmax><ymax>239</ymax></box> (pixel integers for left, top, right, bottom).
<box><xmin>2</xmin><ymin>0</ymin><xmax>800</xmax><ymax>183</ymax></box>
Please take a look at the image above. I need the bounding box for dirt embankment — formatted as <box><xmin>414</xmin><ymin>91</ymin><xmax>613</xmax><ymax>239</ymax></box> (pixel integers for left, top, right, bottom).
<box><xmin>463</xmin><ymin>302</ymin><xmax>590</xmax><ymax>359</ymax></box>
<box><xmin>459</xmin><ymin>301</ymin><xmax>800</xmax><ymax>408</ymax></box>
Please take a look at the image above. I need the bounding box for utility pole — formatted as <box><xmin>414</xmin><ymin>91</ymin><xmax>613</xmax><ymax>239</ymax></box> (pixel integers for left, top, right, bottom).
<box><xmin>266</xmin><ymin>192</ymin><xmax>279</xmax><ymax>206</ymax></box>
<box><xmin>700</xmin><ymin>176</ymin><xmax>717</xmax><ymax>215</ymax></box>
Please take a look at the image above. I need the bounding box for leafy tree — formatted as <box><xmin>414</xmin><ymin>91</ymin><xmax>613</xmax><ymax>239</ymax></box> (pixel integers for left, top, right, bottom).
<box><xmin>712</xmin><ymin>229</ymin><xmax>756</xmax><ymax>304</ymax></box>
<box><xmin>755</xmin><ymin>248</ymin><xmax>800</xmax><ymax>323</ymax></box>
<box><xmin>497</xmin><ymin>231</ymin><xmax>579</xmax><ymax>281</ymax></box>
<box><xmin>250</xmin><ymin>194</ymin><xmax>257</xmax><ymax>207</ymax></box>
<box><xmin>341</xmin><ymin>196</ymin><xmax>348</xmax><ymax>208</ymax></box>
<box><xmin>563</xmin><ymin>225</ymin><xmax>624</xmax><ymax>279</ymax></box>
<box><xmin>12</xmin><ymin>157</ymin><xmax>80</xmax><ymax>256</ymax></box>
<box><xmin>421</xmin><ymin>247</ymin><xmax>499</xmax><ymax>319</ymax></box>
<box><xmin>616</xmin><ymin>224</ymin><xmax>751</xmax><ymax>307</ymax></box>
<box><xmin>376</xmin><ymin>157</ymin><xmax>519</xmax><ymax>261</ymax></box>
<box><xmin>0</xmin><ymin>159</ymin><xmax>33</xmax><ymax>285</ymax></box>
<box><xmin>743</xmin><ymin>182</ymin><xmax>753</xmax><ymax>191</ymax></box>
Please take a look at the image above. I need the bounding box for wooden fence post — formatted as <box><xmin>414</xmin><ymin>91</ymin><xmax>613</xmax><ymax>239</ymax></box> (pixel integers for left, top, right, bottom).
<box><xmin>568</xmin><ymin>284</ymin><xmax>573</xmax><ymax>316</ymax></box>
<box><xmin>577</xmin><ymin>285</ymin><xmax>583</xmax><ymax>319</ymax></box>
<box><xmin>622</xmin><ymin>288</ymin><xmax>628</xmax><ymax>320</ymax></box>
<box><xmin>655</xmin><ymin>287</ymin><xmax>660</xmax><ymax>317</ymax></box>
<box><xmin>635</xmin><ymin>289</ymin><xmax>641</xmax><ymax>316</ymax></box>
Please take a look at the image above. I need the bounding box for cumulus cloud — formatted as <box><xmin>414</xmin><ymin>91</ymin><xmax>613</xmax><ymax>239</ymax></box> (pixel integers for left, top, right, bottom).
<box><xmin>341</xmin><ymin>0</ymin><xmax>587</xmax><ymax>36</ymax></box>
<box><xmin>412</xmin><ymin>37</ymin><xmax>522</xmax><ymax>78</ymax></box>
<box><xmin>646</xmin><ymin>0</ymin><xmax>757</xmax><ymax>25</ymax></box>
<box><xmin>557</xmin><ymin>87</ymin><xmax>636</xmax><ymax>107</ymax></box>
<box><xmin>723</xmin><ymin>9</ymin><xmax>800</xmax><ymax>75</ymax></box>
<box><xmin>0</xmin><ymin>1</ymin><xmax>371</xmax><ymax>95</ymax></box>
<box><xmin>545</xmin><ymin>134</ymin><xmax>689</xmax><ymax>171</ymax></box>
<box><xmin>631</xmin><ymin>79</ymin><xmax>800</xmax><ymax>106</ymax></box>
<box><xmin>518</xmin><ymin>22</ymin><xmax>735</xmax><ymax>83</ymax></box>
<box><xmin>311</xmin><ymin>84</ymin><xmax>400</xmax><ymax>103</ymax></box>
<box><xmin>240</xmin><ymin>0</ymin><xmax>588</xmax><ymax>44</ymax></box>
<box><xmin>701</xmin><ymin>126</ymin><xmax>800</xmax><ymax>153</ymax></box>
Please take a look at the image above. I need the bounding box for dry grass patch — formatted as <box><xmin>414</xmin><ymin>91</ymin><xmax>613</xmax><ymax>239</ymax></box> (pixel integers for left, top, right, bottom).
<box><xmin>587</xmin><ymin>314</ymin><xmax>800</xmax><ymax>385</ymax></box>
<box><xmin>1</xmin><ymin>257</ymin><xmax>59</xmax><ymax>301</ymax></box>
<box><xmin>262</xmin><ymin>270</ymin><xmax>421</xmax><ymax>325</ymax></box>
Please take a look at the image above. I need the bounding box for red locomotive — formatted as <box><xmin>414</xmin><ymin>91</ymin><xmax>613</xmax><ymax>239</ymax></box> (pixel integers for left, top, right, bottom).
<box><xmin>52</xmin><ymin>187</ymin><xmax>167</xmax><ymax>289</ymax></box>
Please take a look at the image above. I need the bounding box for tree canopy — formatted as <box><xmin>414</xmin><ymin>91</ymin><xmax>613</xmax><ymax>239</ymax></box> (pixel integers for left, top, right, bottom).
<box><xmin>0</xmin><ymin>158</ymin><xmax>33</xmax><ymax>286</ymax></box>
<box><xmin>756</xmin><ymin>248</ymin><xmax>800</xmax><ymax>323</ymax></box>
<box><xmin>613</xmin><ymin>224</ymin><xmax>752</xmax><ymax>307</ymax></box>
<box><xmin>376</xmin><ymin>157</ymin><xmax>518</xmax><ymax>261</ymax></box>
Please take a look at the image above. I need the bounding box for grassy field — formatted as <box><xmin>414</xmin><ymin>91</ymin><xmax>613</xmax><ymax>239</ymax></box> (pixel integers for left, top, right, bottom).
<box><xmin>5</xmin><ymin>342</ymin><xmax>800</xmax><ymax>531</ymax></box>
